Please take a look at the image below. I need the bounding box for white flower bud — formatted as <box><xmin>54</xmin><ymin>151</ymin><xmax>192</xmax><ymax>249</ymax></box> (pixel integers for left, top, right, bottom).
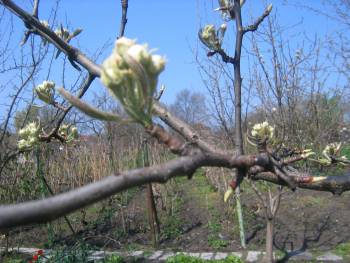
<box><xmin>127</xmin><ymin>44</ymin><xmax>150</xmax><ymax>64</ymax></box>
<box><xmin>116</xmin><ymin>37</ymin><xmax>135</xmax><ymax>54</ymax></box>
<box><xmin>35</xmin><ymin>80</ymin><xmax>55</xmax><ymax>104</ymax></box>
<box><xmin>201</xmin><ymin>25</ymin><xmax>216</xmax><ymax>42</ymax></box>
<box><xmin>200</xmin><ymin>24</ymin><xmax>221</xmax><ymax>50</ymax></box>
<box><xmin>220</xmin><ymin>23</ymin><xmax>227</xmax><ymax>31</ymax></box>
<box><xmin>149</xmin><ymin>54</ymin><xmax>166</xmax><ymax>74</ymax></box>
<box><xmin>267</xmin><ymin>4</ymin><xmax>273</xmax><ymax>13</ymax></box>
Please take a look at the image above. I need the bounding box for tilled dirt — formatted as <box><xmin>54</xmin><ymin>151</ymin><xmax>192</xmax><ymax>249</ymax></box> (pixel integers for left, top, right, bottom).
<box><xmin>4</xmin><ymin>178</ymin><xmax>350</xmax><ymax>259</ymax></box>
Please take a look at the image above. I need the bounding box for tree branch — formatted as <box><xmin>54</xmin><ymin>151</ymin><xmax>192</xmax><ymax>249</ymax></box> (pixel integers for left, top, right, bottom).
<box><xmin>243</xmin><ymin>4</ymin><xmax>272</xmax><ymax>34</ymax></box>
<box><xmin>118</xmin><ymin>0</ymin><xmax>128</xmax><ymax>38</ymax></box>
<box><xmin>0</xmin><ymin>152</ymin><xmax>265</xmax><ymax>230</ymax></box>
<box><xmin>32</xmin><ymin>0</ymin><xmax>39</xmax><ymax>18</ymax></box>
<box><xmin>152</xmin><ymin>101</ymin><xmax>228</xmax><ymax>155</ymax></box>
<box><xmin>1</xmin><ymin>0</ymin><xmax>102</xmax><ymax>76</ymax></box>
<box><xmin>251</xmin><ymin>172</ymin><xmax>350</xmax><ymax>195</ymax></box>
<box><xmin>38</xmin><ymin>74</ymin><xmax>96</xmax><ymax>143</ymax></box>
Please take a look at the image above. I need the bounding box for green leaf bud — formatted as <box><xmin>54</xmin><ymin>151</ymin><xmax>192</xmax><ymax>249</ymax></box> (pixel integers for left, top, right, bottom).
<box><xmin>199</xmin><ymin>25</ymin><xmax>221</xmax><ymax>50</ymax></box>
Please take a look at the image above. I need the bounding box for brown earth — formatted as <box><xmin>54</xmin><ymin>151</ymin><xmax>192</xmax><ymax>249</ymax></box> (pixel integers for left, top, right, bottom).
<box><xmin>3</xmin><ymin>173</ymin><xmax>350</xmax><ymax>260</ymax></box>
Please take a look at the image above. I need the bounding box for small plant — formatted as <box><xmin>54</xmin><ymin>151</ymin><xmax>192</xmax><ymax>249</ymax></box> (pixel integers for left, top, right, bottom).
<box><xmin>162</xmin><ymin>215</ymin><xmax>182</xmax><ymax>239</ymax></box>
<box><xmin>1</xmin><ymin>252</ymin><xmax>24</xmax><ymax>263</ymax></box>
<box><xmin>28</xmin><ymin>249</ymin><xmax>45</xmax><ymax>263</ymax></box>
<box><xmin>47</xmin><ymin>242</ymin><xmax>93</xmax><ymax>263</ymax></box>
<box><xmin>340</xmin><ymin>144</ymin><xmax>350</xmax><ymax>160</ymax></box>
<box><xmin>207</xmin><ymin>235</ymin><xmax>229</xmax><ymax>249</ymax></box>
<box><xmin>275</xmin><ymin>249</ymin><xmax>287</xmax><ymax>260</ymax></box>
<box><xmin>207</xmin><ymin>209</ymin><xmax>228</xmax><ymax>249</ymax></box>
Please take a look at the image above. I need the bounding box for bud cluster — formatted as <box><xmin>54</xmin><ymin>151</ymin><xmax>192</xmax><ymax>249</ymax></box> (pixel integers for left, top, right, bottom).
<box><xmin>101</xmin><ymin>37</ymin><xmax>166</xmax><ymax>126</ymax></box>
<box><xmin>200</xmin><ymin>25</ymin><xmax>219</xmax><ymax>50</ymax></box>
<box><xmin>59</xmin><ymin>124</ymin><xmax>79</xmax><ymax>143</ymax></box>
<box><xmin>199</xmin><ymin>24</ymin><xmax>227</xmax><ymax>51</ymax></box>
<box><xmin>18</xmin><ymin>122</ymin><xmax>40</xmax><ymax>151</ymax></box>
<box><xmin>323</xmin><ymin>142</ymin><xmax>342</xmax><ymax>160</ymax></box>
<box><xmin>251</xmin><ymin>121</ymin><xmax>274</xmax><ymax>140</ymax></box>
<box><xmin>35</xmin><ymin>80</ymin><xmax>55</xmax><ymax>104</ymax></box>
<box><xmin>216</xmin><ymin>0</ymin><xmax>246</xmax><ymax>20</ymax></box>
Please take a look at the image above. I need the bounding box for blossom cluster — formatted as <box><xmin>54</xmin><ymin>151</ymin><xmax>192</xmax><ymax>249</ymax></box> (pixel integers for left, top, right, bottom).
<box><xmin>216</xmin><ymin>0</ymin><xmax>246</xmax><ymax>20</ymax></box>
<box><xmin>59</xmin><ymin>124</ymin><xmax>79</xmax><ymax>143</ymax></box>
<box><xmin>199</xmin><ymin>24</ymin><xmax>227</xmax><ymax>51</ymax></box>
<box><xmin>35</xmin><ymin>80</ymin><xmax>55</xmax><ymax>104</ymax></box>
<box><xmin>251</xmin><ymin>121</ymin><xmax>274</xmax><ymax>140</ymax></box>
<box><xmin>322</xmin><ymin>142</ymin><xmax>342</xmax><ymax>159</ymax></box>
<box><xmin>101</xmin><ymin>37</ymin><xmax>166</xmax><ymax>126</ymax></box>
<box><xmin>18</xmin><ymin>122</ymin><xmax>40</xmax><ymax>151</ymax></box>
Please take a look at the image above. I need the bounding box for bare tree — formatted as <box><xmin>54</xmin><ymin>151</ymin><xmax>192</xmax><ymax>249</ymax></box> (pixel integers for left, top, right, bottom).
<box><xmin>169</xmin><ymin>88</ymin><xmax>208</xmax><ymax>125</ymax></box>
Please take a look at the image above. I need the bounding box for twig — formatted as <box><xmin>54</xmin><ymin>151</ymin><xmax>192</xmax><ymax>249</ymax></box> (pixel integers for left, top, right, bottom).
<box><xmin>1</xmin><ymin>0</ymin><xmax>101</xmax><ymax>76</ymax></box>
<box><xmin>118</xmin><ymin>0</ymin><xmax>128</xmax><ymax>38</ymax></box>
<box><xmin>243</xmin><ymin>4</ymin><xmax>272</xmax><ymax>34</ymax></box>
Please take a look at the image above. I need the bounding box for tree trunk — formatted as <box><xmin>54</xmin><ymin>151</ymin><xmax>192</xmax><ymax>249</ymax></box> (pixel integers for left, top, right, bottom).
<box><xmin>143</xmin><ymin>141</ymin><xmax>160</xmax><ymax>247</ymax></box>
<box><xmin>146</xmin><ymin>184</ymin><xmax>160</xmax><ymax>247</ymax></box>
<box><xmin>232</xmin><ymin>1</ymin><xmax>247</xmax><ymax>248</ymax></box>
<box><xmin>262</xmin><ymin>218</ymin><xmax>275</xmax><ymax>263</ymax></box>
<box><xmin>235</xmin><ymin>186</ymin><xmax>246</xmax><ymax>248</ymax></box>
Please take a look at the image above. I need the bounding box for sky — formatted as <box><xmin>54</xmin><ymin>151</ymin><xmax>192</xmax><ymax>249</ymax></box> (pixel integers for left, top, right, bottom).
<box><xmin>0</xmin><ymin>0</ymin><xmax>346</xmax><ymax>122</ymax></box>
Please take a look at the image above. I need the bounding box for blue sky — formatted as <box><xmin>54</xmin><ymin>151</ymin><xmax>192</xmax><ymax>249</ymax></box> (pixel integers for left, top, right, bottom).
<box><xmin>0</xmin><ymin>0</ymin><xmax>345</xmax><ymax>121</ymax></box>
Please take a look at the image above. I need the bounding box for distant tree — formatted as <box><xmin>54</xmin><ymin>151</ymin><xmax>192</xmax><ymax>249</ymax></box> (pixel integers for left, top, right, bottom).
<box><xmin>169</xmin><ymin>88</ymin><xmax>208</xmax><ymax>125</ymax></box>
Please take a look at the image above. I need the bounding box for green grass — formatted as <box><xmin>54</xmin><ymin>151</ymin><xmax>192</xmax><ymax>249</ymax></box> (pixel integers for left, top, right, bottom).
<box><xmin>1</xmin><ymin>254</ymin><xmax>24</xmax><ymax>263</ymax></box>
<box><xmin>189</xmin><ymin>173</ymin><xmax>229</xmax><ymax>249</ymax></box>
<box><xmin>300</xmin><ymin>195</ymin><xmax>327</xmax><ymax>208</ymax></box>
<box><xmin>165</xmin><ymin>253</ymin><xmax>243</xmax><ymax>263</ymax></box>
<box><xmin>333</xmin><ymin>242</ymin><xmax>350</xmax><ymax>258</ymax></box>
<box><xmin>99</xmin><ymin>254</ymin><xmax>125</xmax><ymax>263</ymax></box>
<box><xmin>340</xmin><ymin>144</ymin><xmax>350</xmax><ymax>159</ymax></box>
<box><xmin>274</xmin><ymin>249</ymin><xmax>287</xmax><ymax>260</ymax></box>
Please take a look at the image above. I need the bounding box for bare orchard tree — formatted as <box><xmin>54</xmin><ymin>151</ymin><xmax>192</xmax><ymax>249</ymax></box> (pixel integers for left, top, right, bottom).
<box><xmin>1</xmin><ymin>1</ymin><xmax>350</xmax><ymax>263</ymax></box>
<box><xmin>169</xmin><ymin>88</ymin><xmax>208</xmax><ymax>126</ymax></box>
<box><xmin>244</xmin><ymin>9</ymin><xmax>350</xmax><ymax>261</ymax></box>
<box><xmin>249</xmin><ymin>11</ymin><xmax>344</xmax><ymax>150</ymax></box>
